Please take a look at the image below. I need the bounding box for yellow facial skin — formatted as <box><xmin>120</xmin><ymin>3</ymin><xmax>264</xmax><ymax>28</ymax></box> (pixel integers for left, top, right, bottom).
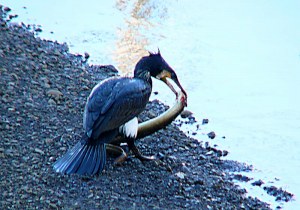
<box><xmin>156</xmin><ymin>70</ymin><xmax>172</xmax><ymax>82</ymax></box>
<box><xmin>156</xmin><ymin>70</ymin><xmax>178</xmax><ymax>96</ymax></box>
<box><xmin>156</xmin><ymin>69</ymin><xmax>188</xmax><ymax>106</ymax></box>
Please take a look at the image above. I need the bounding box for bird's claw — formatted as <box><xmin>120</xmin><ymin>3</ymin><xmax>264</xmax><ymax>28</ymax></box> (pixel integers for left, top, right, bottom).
<box><xmin>127</xmin><ymin>139</ymin><xmax>156</xmax><ymax>161</ymax></box>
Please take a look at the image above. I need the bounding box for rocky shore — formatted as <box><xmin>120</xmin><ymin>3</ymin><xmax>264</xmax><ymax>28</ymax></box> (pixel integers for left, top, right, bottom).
<box><xmin>0</xmin><ymin>6</ymin><xmax>283</xmax><ymax>209</ymax></box>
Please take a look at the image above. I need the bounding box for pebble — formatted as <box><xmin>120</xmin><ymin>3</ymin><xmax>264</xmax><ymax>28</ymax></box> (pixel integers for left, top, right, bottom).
<box><xmin>251</xmin><ymin>179</ymin><xmax>264</xmax><ymax>186</ymax></box>
<box><xmin>202</xmin><ymin>119</ymin><xmax>209</xmax><ymax>124</ymax></box>
<box><xmin>47</xmin><ymin>89</ymin><xmax>63</xmax><ymax>100</ymax></box>
<box><xmin>207</xmin><ymin>131</ymin><xmax>216</xmax><ymax>139</ymax></box>
<box><xmin>40</xmin><ymin>77</ymin><xmax>51</xmax><ymax>88</ymax></box>
<box><xmin>4</xmin><ymin>6</ymin><xmax>11</xmax><ymax>12</ymax></box>
<box><xmin>48</xmin><ymin>98</ymin><xmax>56</xmax><ymax>105</ymax></box>
<box><xmin>233</xmin><ymin>174</ymin><xmax>252</xmax><ymax>182</ymax></box>
<box><xmin>175</xmin><ymin>172</ymin><xmax>186</xmax><ymax>179</ymax></box>
<box><xmin>199</xmin><ymin>154</ymin><xmax>207</xmax><ymax>160</ymax></box>
<box><xmin>34</xmin><ymin>148</ymin><xmax>45</xmax><ymax>155</ymax></box>
<box><xmin>180</xmin><ymin>110</ymin><xmax>193</xmax><ymax>118</ymax></box>
<box><xmin>84</xmin><ymin>52</ymin><xmax>90</xmax><ymax>60</ymax></box>
<box><xmin>49</xmin><ymin>202</ymin><xmax>58</xmax><ymax>209</ymax></box>
<box><xmin>205</xmin><ymin>151</ymin><xmax>214</xmax><ymax>156</ymax></box>
<box><xmin>222</xmin><ymin>150</ymin><xmax>229</xmax><ymax>157</ymax></box>
<box><xmin>148</xmin><ymin>110</ymin><xmax>156</xmax><ymax>118</ymax></box>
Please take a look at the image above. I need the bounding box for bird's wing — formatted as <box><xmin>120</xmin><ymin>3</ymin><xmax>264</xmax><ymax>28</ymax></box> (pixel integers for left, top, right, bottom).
<box><xmin>83</xmin><ymin>77</ymin><xmax>151</xmax><ymax>140</ymax></box>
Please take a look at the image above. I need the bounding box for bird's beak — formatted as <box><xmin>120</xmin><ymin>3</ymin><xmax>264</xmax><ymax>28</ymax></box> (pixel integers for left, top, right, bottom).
<box><xmin>156</xmin><ymin>70</ymin><xmax>187</xmax><ymax>105</ymax></box>
<box><xmin>169</xmin><ymin>74</ymin><xmax>187</xmax><ymax>97</ymax></box>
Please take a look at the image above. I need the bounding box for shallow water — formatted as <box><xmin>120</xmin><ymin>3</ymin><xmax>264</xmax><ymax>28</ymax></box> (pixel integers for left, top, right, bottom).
<box><xmin>3</xmin><ymin>0</ymin><xmax>300</xmax><ymax>209</ymax></box>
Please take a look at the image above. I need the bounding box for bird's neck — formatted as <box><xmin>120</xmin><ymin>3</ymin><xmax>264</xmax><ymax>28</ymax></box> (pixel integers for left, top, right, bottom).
<box><xmin>134</xmin><ymin>69</ymin><xmax>152</xmax><ymax>87</ymax></box>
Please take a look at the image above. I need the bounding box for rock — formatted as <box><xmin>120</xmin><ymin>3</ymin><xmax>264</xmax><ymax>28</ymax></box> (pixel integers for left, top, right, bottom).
<box><xmin>205</xmin><ymin>151</ymin><xmax>214</xmax><ymax>156</ymax></box>
<box><xmin>35</xmin><ymin>27</ymin><xmax>42</xmax><ymax>33</ymax></box>
<box><xmin>199</xmin><ymin>154</ymin><xmax>207</xmax><ymax>160</ymax></box>
<box><xmin>148</xmin><ymin>110</ymin><xmax>156</xmax><ymax>118</ymax></box>
<box><xmin>48</xmin><ymin>98</ymin><xmax>56</xmax><ymax>105</ymax></box>
<box><xmin>207</xmin><ymin>131</ymin><xmax>216</xmax><ymax>139</ymax></box>
<box><xmin>181</xmin><ymin>110</ymin><xmax>193</xmax><ymax>118</ymax></box>
<box><xmin>251</xmin><ymin>179</ymin><xmax>264</xmax><ymax>186</ymax></box>
<box><xmin>175</xmin><ymin>172</ymin><xmax>186</xmax><ymax>179</ymax></box>
<box><xmin>233</xmin><ymin>174</ymin><xmax>252</xmax><ymax>182</ymax></box>
<box><xmin>4</xmin><ymin>6</ymin><xmax>11</xmax><ymax>12</ymax></box>
<box><xmin>202</xmin><ymin>119</ymin><xmax>209</xmax><ymax>124</ymax></box>
<box><xmin>49</xmin><ymin>202</ymin><xmax>58</xmax><ymax>209</ymax></box>
<box><xmin>222</xmin><ymin>150</ymin><xmax>229</xmax><ymax>157</ymax></box>
<box><xmin>34</xmin><ymin>148</ymin><xmax>45</xmax><ymax>155</ymax></box>
<box><xmin>84</xmin><ymin>52</ymin><xmax>90</xmax><ymax>60</ymax></box>
<box><xmin>47</xmin><ymin>89</ymin><xmax>63</xmax><ymax>100</ymax></box>
<box><xmin>40</xmin><ymin>76</ymin><xmax>51</xmax><ymax>88</ymax></box>
<box><xmin>263</xmin><ymin>186</ymin><xmax>294</xmax><ymax>202</ymax></box>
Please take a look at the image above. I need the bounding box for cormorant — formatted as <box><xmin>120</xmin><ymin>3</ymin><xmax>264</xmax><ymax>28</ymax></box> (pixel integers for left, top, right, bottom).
<box><xmin>53</xmin><ymin>50</ymin><xmax>187</xmax><ymax>175</ymax></box>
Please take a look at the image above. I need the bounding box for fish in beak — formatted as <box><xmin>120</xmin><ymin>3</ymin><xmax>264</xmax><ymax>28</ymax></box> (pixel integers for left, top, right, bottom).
<box><xmin>156</xmin><ymin>69</ymin><xmax>187</xmax><ymax>106</ymax></box>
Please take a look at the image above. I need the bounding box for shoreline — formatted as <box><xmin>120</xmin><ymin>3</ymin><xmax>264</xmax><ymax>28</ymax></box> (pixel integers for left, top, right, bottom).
<box><xmin>0</xmin><ymin>6</ymin><xmax>291</xmax><ymax>209</ymax></box>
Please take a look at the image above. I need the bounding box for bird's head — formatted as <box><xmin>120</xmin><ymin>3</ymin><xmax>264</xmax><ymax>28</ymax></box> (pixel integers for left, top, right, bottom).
<box><xmin>134</xmin><ymin>49</ymin><xmax>187</xmax><ymax>102</ymax></box>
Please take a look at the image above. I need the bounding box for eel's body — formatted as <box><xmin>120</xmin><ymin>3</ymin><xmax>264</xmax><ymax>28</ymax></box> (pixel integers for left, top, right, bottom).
<box><xmin>107</xmin><ymin>91</ymin><xmax>186</xmax><ymax>161</ymax></box>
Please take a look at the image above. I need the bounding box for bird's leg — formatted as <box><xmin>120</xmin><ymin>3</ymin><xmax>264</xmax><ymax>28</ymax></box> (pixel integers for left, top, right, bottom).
<box><xmin>127</xmin><ymin>138</ymin><xmax>156</xmax><ymax>161</ymax></box>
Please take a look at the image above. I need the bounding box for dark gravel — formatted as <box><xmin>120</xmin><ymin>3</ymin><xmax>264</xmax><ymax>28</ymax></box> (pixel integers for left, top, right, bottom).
<box><xmin>0</xmin><ymin>7</ymin><xmax>282</xmax><ymax>209</ymax></box>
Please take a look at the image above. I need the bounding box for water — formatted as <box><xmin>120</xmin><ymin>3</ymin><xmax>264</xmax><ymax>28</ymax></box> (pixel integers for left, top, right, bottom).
<box><xmin>3</xmin><ymin>0</ymin><xmax>300</xmax><ymax>209</ymax></box>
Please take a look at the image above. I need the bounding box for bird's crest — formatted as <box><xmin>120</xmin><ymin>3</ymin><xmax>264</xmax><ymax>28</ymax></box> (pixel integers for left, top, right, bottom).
<box><xmin>148</xmin><ymin>48</ymin><xmax>161</xmax><ymax>57</ymax></box>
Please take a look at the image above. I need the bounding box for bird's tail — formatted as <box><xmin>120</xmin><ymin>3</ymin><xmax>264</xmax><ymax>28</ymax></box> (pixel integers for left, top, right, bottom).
<box><xmin>53</xmin><ymin>135</ymin><xmax>106</xmax><ymax>176</ymax></box>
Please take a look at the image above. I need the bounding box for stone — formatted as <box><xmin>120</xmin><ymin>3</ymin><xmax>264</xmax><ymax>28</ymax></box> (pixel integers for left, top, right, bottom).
<box><xmin>181</xmin><ymin>110</ymin><xmax>193</xmax><ymax>118</ymax></box>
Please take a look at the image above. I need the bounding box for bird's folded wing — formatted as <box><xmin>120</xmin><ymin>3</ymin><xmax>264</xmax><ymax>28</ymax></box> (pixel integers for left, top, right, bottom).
<box><xmin>83</xmin><ymin>77</ymin><xmax>151</xmax><ymax>140</ymax></box>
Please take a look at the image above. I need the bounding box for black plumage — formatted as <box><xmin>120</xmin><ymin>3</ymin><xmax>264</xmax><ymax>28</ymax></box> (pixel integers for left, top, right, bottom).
<box><xmin>53</xmin><ymin>50</ymin><xmax>186</xmax><ymax>175</ymax></box>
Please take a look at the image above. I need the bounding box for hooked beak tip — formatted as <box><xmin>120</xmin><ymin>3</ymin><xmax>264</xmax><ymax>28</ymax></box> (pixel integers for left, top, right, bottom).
<box><xmin>172</xmin><ymin>76</ymin><xmax>187</xmax><ymax>97</ymax></box>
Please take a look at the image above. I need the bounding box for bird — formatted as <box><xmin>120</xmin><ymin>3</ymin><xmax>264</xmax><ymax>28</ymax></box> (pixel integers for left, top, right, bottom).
<box><xmin>53</xmin><ymin>50</ymin><xmax>187</xmax><ymax>175</ymax></box>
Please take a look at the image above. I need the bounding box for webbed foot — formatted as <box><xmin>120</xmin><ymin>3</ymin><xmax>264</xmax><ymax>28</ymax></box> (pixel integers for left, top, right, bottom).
<box><xmin>127</xmin><ymin>139</ymin><xmax>156</xmax><ymax>161</ymax></box>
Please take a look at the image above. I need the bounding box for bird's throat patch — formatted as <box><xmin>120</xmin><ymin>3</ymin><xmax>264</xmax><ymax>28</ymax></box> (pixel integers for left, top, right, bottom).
<box><xmin>156</xmin><ymin>70</ymin><xmax>171</xmax><ymax>80</ymax></box>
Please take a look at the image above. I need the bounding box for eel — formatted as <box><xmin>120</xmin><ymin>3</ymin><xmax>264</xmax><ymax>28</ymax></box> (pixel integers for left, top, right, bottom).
<box><xmin>107</xmin><ymin>90</ymin><xmax>186</xmax><ymax>162</ymax></box>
